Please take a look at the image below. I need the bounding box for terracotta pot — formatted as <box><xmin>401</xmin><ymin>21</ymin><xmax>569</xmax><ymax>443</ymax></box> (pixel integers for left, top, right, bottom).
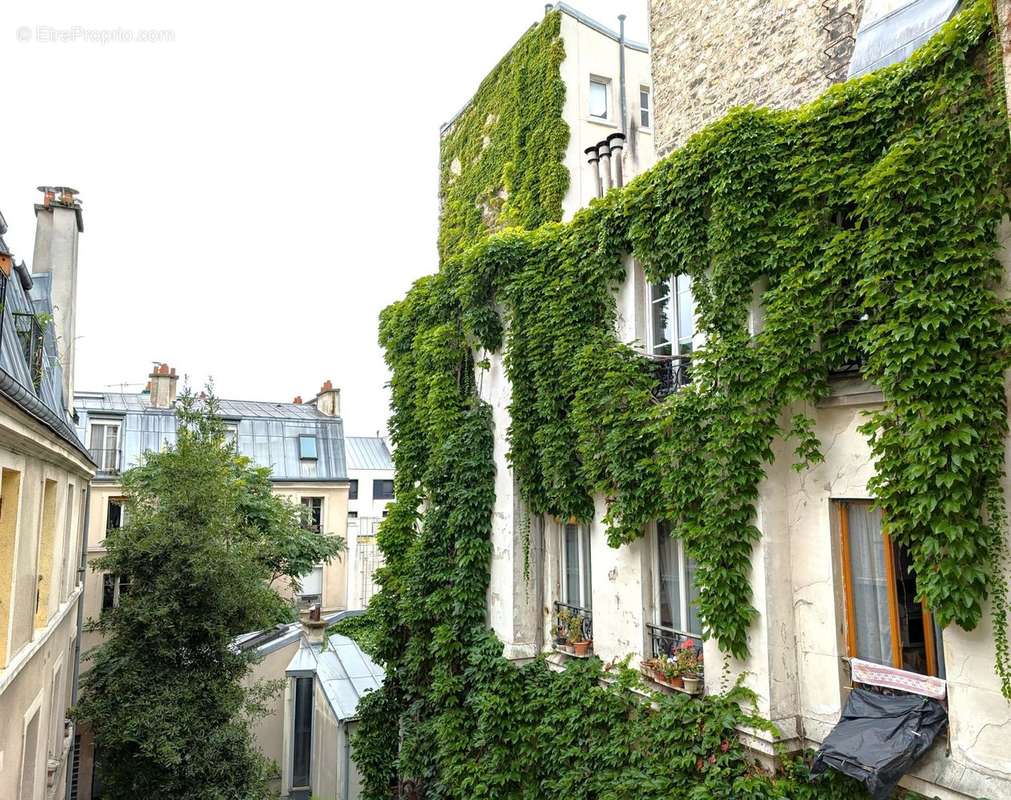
<box><xmin>573</xmin><ymin>640</ymin><xmax>590</xmax><ymax>656</ymax></box>
<box><xmin>682</xmin><ymin>675</ymin><xmax>702</xmax><ymax>694</ymax></box>
<box><xmin>662</xmin><ymin>674</ymin><xmax>684</xmax><ymax>689</ymax></box>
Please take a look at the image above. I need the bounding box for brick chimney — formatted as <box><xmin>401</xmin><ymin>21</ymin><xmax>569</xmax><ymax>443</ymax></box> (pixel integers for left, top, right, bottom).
<box><xmin>32</xmin><ymin>186</ymin><xmax>83</xmax><ymax>409</ymax></box>
<box><xmin>314</xmin><ymin>379</ymin><xmax>340</xmax><ymax>417</ymax></box>
<box><xmin>148</xmin><ymin>363</ymin><xmax>178</xmax><ymax>408</ymax></box>
<box><xmin>299</xmin><ymin>604</ymin><xmax>327</xmax><ymax>647</ymax></box>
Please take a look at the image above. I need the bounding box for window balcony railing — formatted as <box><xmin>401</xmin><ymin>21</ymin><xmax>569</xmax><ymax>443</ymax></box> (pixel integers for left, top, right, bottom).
<box><xmin>641</xmin><ymin>622</ymin><xmax>704</xmax><ymax>694</ymax></box>
<box><xmin>644</xmin><ymin>354</ymin><xmax>692</xmax><ymax>400</ymax></box>
<box><xmin>91</xmin><ymin>449</ymin><xmax>122</xmax><ymax>475</ymax></box>
<box><xmin>552</xmin><ymin>601</ymin><xmax>593</xmax><ymax>657</ymax></box>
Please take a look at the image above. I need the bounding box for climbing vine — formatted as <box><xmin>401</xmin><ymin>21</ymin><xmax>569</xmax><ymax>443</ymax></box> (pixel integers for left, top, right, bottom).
<box><xmin>354</xmin><ymin>3</ymin><xmax>1011</xmax><ymax>798</ymax></box>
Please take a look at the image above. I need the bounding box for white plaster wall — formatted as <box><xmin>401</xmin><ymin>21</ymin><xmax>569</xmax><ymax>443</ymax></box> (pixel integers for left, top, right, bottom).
<box><xmin>558</xmin><ymin>13</ymin><xmax>656</xmax><ymax>219</ymax></box>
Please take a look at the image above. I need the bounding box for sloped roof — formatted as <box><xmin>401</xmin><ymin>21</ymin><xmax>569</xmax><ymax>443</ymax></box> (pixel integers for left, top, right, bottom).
<box><xmin>345</xmin><ymin>436</ymin><xmax>393</xmax><ymax>472</ymax></box>
<box><xmin>286</xmin><ymin>632</ymin><xmax>385</xmax><ymax>721</ymax></box>
<box><xmin>74</xmin><ymin>391</ymin><xmax>348</xmax><ymax>481</ymax></box>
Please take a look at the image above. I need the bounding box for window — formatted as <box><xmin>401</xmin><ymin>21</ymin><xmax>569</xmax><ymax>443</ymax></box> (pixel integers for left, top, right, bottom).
<box><xmin>89</xmin><ymin>421</ymin><xmax>121</xmax><ymax>474</ymax></box>
<box><xmin>19</xmin><ymin>700</ymin><xmax>41</xmax><ymax>800</ymax></box>
<box><xmin>640</xmin><ymin>85</ymin><xmax>651</xmax><ymax>128</ymax></box>
<box><xmin>102</xmin><ymin>574</ymin><xmax>130</xmax><ymax>611</ymax></box>
<box><xmin>650</xmin><ymin>274</ymin><xmax>695</xmax><ymax>356</ymax></box>
<box><xmin>348</xmin><ymin>479</ymin><xmax>358</xmax><ymax>500</ymax></box>
<box><xmin>60</xmin><ymin>483</ymin><xmax>75</xmax><ymax>601</ymax></box>
<box><xmin>298</xmin><ymin>435</ymin><xmax>318</xmax><ymax>461</ymax></box>
<box><xmin>589</xmin><ymin>77</ymin><xmax>609</xmax><ymax>119</ymax></box>
<box><xmin>561</xmin><ymin>522</ymin><xmax>591</xmax><ymax>609</ymax></box>
<box><xmin>106</xmin><ymin>498</ymin><xmax>125</xmax><ymax>532</ymax></box>
<box><xmin>348</xmin><ymin>511</ymin><xmax>358</xmax><ymax>519</ymax></box>
<box><xmin>0</xmin><ymin>467</ymin><xmax>22</xmax><ymax>668</ymax></box>
<box><xmin>298</xmin><ymin>566</ymin><xmax>323</xmax><ymax>604</ymax></box>
<box><xmin>300</xmin><ymin>497</ymin><xmax>323</xmax><ymax>533</ymax></box>
<box><xmin>837</xmin><ymin>501</ymin><xmax>944</xmax><ymax>677</ymax></box>
<box><xmin>223</xmin><ymin>422</ymin><xmax>239</xmax><ymax>446</ymax></box>
<box><xmin>655</xmin><ymin>521</ymin><xmax>701</xmax><ymax>635</ymax></box>
<box><xmin>35</xmin><ymin>479</ymin><xmax>58</xmax><ymax>629</ymax></box>
<box><xmin>373</xmin><ymin>479</ymin><xmax>394</xmax><ymax>500</ymax></box>
<box><xmin>291</xmin><ymin>676</ymin><xmax>313</xmax><ymax>789</ymax></box>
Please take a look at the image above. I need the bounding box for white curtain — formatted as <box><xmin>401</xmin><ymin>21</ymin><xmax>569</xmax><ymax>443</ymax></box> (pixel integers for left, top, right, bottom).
<box><xmin>847</xmin><ymin>504</ymin><xmax>892</xmax><ymax>665</ymax></box>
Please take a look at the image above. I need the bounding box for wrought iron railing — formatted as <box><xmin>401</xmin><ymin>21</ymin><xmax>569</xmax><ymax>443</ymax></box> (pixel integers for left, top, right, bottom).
<box><xmin>646</xmin><ymin>622</ymin><xmax>703</xmax><ymax>661</ymax></box>
<box><xmin>553</xmin><ymin>601</ymin><xmax>592</xmax><ymax>646</ymax></box>
<box><xmin>13</xmin><ymin>312</ymin><xmax>44</xmax><ymax>393</ymax></box>
<box><xmin>644</xmin><ymin>353</ymin><xmax>691</xmax><ymax>400</ymax></box>
<box><xmin>91</xmin><ymin>448</ymin><xmax>122</xmax><ymax>475</ymax></box>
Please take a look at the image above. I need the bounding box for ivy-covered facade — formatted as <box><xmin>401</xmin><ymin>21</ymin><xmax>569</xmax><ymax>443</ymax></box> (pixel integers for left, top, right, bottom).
<box><xmin>352</xmin><ymin>3</ymin><xmax>1011</xmax><ymax>799</ymax></box>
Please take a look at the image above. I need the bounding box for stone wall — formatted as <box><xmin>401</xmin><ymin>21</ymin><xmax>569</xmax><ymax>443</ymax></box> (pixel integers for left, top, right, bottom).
<box><xmin>648</xmin><ymin>0</ymin><xmax>863</xmax><ymax>156</ymax></box>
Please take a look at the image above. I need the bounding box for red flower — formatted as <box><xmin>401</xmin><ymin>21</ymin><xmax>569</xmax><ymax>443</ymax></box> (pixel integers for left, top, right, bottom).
<box><xmin>720</xmin><ymin>740</ymin><xmax>730</xmax><ymax>752</ymax></box>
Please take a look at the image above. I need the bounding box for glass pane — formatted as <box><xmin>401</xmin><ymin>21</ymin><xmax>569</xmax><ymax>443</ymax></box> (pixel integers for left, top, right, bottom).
<box><xmin>90</xmin><ymin>424</ymin><xmax>104</xmax><ymax>451</ymax></box>
<box><xmin>640</xmin><ymin>89</ymin><xmax>649</xmax><ymax>110</ymax></box>
<box><xmin>656</xmin><ymin>521</ymin><xmax>681</xmax><ymax>631</ymax></box>
<box><xmin>676</xmin><ymin>273</ymin><xmax>695</xmax><ymax>346</ymax></box>
<box><xmin>589</xmin><ymin>80</ymin><xmax>608</xmax><ymax>118</ymax></box>
<box><xmin>650</xmin><ymin>282</ymin><xmax>673</xmax><ymax>354</ymax></box>
<box><xmin>564</xmin><ymin>524</ymin><xmax>580</xmax><ymax>607</ymax></box>
<box><xmin>581</xmin><ymin>526</ymin><xmax>592</xmax><ymax>611</ymax></box>
<box><xmin>349</xmin><ymin>480</ymin><xmax>358</xmax><ymax>500</ymax></box>
<box><xmin>292</xmin><ymin>677</ymin><xmax>313</xmax><ymax>787</ymax></box>
<box><xmin>299</xmin><ymin>436</ymin><xmax>318</xmax><ymax>460</ymax></box>
<box><xmin>685</xmin><ymin>552</ymin><xmax>701</xmax><ymax>635</ymax></box>
<box><xmin>893</xmin><ymin>542</ymin><xmax>930</xmax><ymax>675</ymax></box>
<box><xmin>641</xmin><ymin>109</ymin><xmax>650</xmax><ymax>128</ymax></box>
<box><xmin>299</xmin><ymin>566</ymin><xmax>323</xmax><ymax>595</ymax></box>
<box><xmin>107</xmin><ymin>501</ymin><xmax>122</xmax><ymax>531</ymax></box>
<box><xmin>846</xmin><ymin>503</ymin><xmax>892</xmax><ymax>665</ymax></box>
<box><xmin>102</xmin><ymin>574</ymin><xmax>115</xmax><ymax>610</ymax></box>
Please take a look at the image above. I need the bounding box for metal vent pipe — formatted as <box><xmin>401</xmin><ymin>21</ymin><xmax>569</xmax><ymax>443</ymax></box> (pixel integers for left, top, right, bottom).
<box><xmin>608</xmin><ymin>132</ymin><xmax>626</xmax><ymax>187</ymax></box>
<box><xmin>584</xmin><ymin>145</ymin><xmax>602</xmax><ymax>198</ymax></box>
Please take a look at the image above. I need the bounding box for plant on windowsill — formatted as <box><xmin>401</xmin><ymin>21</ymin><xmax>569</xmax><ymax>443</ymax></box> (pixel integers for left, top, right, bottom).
<box><xmin>674</xmin><ymin>641</ymin><xmax>703</xmax><ymax>695</ymax></box>
<box><xmin>553</xmin><ymin>608</ymin><xmax>573</xmax><ymax>652</ymax></box>
<box><xmin>567</xmin><ymin>613</ymin><xmax>590</xmax><ymax>656</ymax></box>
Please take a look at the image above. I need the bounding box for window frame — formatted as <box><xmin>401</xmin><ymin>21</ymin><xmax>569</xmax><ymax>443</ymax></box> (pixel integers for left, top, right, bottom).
<box><xmin>300</xmin><ymin>496</ymin><xmax>324</xmax><ymax>533</ymax></box>
<box><xmin>102</xmin><ymin>573</ymin><xmax>130</xmax><ymax>611</ymax></box>
<box><xmin>836</xmin><ymin>500</ymin><xmax>942</xmax><ymax>677</ymax></box>
<box><xmin>88</xmin><ymin>419</ymin><xmax>122</xmax><ymax>473</ymax></box>
<box><xmin>651</xmin><ymin>521</ymin><xmax>701</xmax><ymax>637</ymax></box>
<box><xmin>588</xmin><ymin>76</ymin><xmax>611</xmax><ymax>121</ymax></box>
<box><xmin>223</xmin><ymin>421</ymin><xmax>239</xmax><ymax>447</ymax></box>
<box><xmin>372</xmin><ymin>479</ymin><xmax>394</xmax><ymax>500</ymax></box>
<box><xmin>348</xmin><ymin>479</ymin><xmax>359</xmax><ymax>500</ymax></box>
<box><xmin>648</xmin><ymin>274</ymin><xmax>696</xmax><ymax>357</ymax></box>
<box><xmin>291</xmin><ymin>675</ymin><xmax>314</xmax><ymax>791</ymax></box>
<box><xmin>639</xmin><ymin>84</ymin><xmax>651</xmax><ymax>129</ymax></box>
<box><xmin>297</xmin><ymin>565</ymin><xmax>324</xmax><ymax>604</ymax></box>
<box><xmin>298</xmin><ymin>434</ymin><xmax>318</xmax><ymax>462</ymax></box>
<box><xmin>560</xmin><ymin>520</ymin><xmax>592</xmax><ymax>610</ymax></box>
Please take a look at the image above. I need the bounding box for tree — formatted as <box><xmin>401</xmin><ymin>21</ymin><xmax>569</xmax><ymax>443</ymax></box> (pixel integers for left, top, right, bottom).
<box><xmin>75</xmin><ymin>391</ymin><xmax>345</xmax><ymax>799</ymax></box>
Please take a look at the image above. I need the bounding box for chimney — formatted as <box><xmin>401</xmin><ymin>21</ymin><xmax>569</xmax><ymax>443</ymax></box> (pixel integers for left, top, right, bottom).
<box><xmin>32</xmin><ymin>186</ymin><xmax>83</xmax><ymax>409</ymax></box>
<box><xmin>607</xmin><ymin>132</ymin><xmax>627</xmax><ymax>187</ymax></box>
<box><xmin>314</xmin><ymin>379</ymin><xmax>340</xmax><ymax>417</ymax></box>
<box><xmin>148</xmin><ymin>363</ymin><xmax>178</xmax><ymax>408</ymax></box>
<box><xmin>293</xmin><ymin>395</ymin><xmax>303</xmax><ymax>405</ymax></box>
<box><xmin>597</xmin><ymin>139</ymin><xmax>614</xmax><ymax>193</ymax></box>
<box><xmin>300</xmin><ymin>604</ymin><xmax>327</xmax><ymax>647</ymax></box>
<box><xmin>584</xmin><ymin>146</ymin><xmax>602</xmax><ymax>199</ymax></box>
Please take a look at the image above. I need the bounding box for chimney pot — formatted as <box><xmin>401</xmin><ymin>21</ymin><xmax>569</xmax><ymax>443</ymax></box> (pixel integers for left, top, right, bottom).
<box><xmin>293</xmin><ymin>395</ymin><xmax>303</xmax><ymax>404</ymax></box>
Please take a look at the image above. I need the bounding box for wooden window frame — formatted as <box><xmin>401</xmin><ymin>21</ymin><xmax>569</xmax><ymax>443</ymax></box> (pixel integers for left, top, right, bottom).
<box><xmin>837</xmin><ymin>500</ymin><xmax>939</xmax><ymax>677</ymax></box>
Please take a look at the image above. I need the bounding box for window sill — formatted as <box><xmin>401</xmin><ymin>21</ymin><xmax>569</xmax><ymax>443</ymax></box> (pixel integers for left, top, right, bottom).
<box><xmin>639</xmin><ymin>664</ymin><xmax>704</xmax><ymax>696</ymax></box>
<box><xmin>585</xmin><ymin>116</ymin><xmax>619</xmax><ymax>129</ymax></box>
<box><xmin>553</xmin><ymin>642</ymin><xmax>594</xmax><ymax>658</ymax></box>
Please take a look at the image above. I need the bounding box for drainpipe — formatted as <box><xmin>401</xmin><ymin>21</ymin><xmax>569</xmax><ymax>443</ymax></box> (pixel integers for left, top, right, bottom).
<box><xmin>584</xmin><ymin>146</ymin><xmax>602</xmax><ymax>199</ymax></box>
<box><xmin>608</xmin><ymin>132</ymin><xmax>626</xmax><ymax>187</ymax></box>
<box><xmin>534</xmin><ymin>515</ymin><xmax>545</xmax><ymax>653</ymax></box>
<box><xmin>597</xmin><ymin>139</ymin><xmax>613</xmax><ymax>193</ymax></box>
<box><xmin>65</xmin><ymin>483</ymin><xmax>91</xmax><ymax>800</ymax></box>
<box><xmin>618</xmin><ymin>14</ymin><xmax>628</xmax><ymax>136</ymax></box>
<box><xmin>342</xmin><ymin>724</ymin><xmax>351</xmax><ymax>800</ymax></box>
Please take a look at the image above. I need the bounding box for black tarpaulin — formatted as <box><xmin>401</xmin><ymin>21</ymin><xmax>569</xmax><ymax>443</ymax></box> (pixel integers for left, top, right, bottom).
<box><xmin>811</xmin><ymin>687</ymin><xmax>947</xmax><ymax>800</ymax></box>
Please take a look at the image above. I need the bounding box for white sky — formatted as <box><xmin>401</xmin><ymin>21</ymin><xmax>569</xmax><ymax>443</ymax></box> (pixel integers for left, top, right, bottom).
<box><xmin>0</xmin><ymin>1</ymin><xmax>648</xmax><ymax>437</ymax></box>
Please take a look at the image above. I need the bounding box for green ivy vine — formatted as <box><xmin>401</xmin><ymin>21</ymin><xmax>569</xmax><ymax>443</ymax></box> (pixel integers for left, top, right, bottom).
<box><xmin>353</xmin><ymin>3</ymin><xmax>1011</xmax><ymax>798</ymax></box>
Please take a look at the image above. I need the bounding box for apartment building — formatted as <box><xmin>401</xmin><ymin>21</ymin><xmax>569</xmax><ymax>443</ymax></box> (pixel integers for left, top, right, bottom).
<box><xmin>344</xmin><ymin>436</ymin><xmax>394</xmax><ymax>610</ymax></box>
<box><xmin>0</xmin><ymin>188</ymin><xmax>95</xmax><ymax>800</ymax></box>
<box><xmin>71</xmin><ymin>375</ymin><xmax>351</xmax><ymax>799</ymax></box>
<box><xmin>472</xmin><ymin>2</ymin><xmax>1011</xmax><ymax>798</ymax></box>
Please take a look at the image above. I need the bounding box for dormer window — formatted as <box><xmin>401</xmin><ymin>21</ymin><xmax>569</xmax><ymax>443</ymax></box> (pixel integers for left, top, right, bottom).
<box><xmin>299</xmin><ymin>435</ymin><xmax>318</xmax><ymax>461</ymax></box>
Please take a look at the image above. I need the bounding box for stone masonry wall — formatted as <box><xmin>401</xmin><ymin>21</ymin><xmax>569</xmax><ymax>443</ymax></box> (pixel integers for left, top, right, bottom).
<box><xmin>648</xmin><ymin>0</ymin><xmax>863</xmax><ymax>156</ymax></box>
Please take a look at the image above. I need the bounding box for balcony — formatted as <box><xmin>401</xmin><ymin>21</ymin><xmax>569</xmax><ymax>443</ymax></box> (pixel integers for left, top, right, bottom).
<box><xmin>641</xmin><ymin>623</ymin><xmax>704</xmax><ymax>695</ymax></box>
<box><xmin>91</xmin><ymin>448</ymin><xmax>122</xmax><ymax>476</ymax></box>
<box><xmin>552</xmin><ymin>601</ymin><xmax>593</xmax><ymax>657</ymax></box>
<box><xmin>645</xmin><ymin>353</ymin><xmax>691</xmax><ymax>400</ymax></box>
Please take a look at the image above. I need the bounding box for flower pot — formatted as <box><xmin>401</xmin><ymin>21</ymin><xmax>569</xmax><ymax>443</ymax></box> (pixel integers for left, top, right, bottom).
<box><xmin>573</xmin><ymin>640</ymin><xmax>590</xmax><ymax>656</ymax></box>
<box><xmin>682</xmin><ymin>674</ymin><xmax>702</xmax><ymax>694</ymax></box>
<box><xmin>663</xmin><ymin>674</ymin><xmax>684</xmax><ymax>689</ymax></box>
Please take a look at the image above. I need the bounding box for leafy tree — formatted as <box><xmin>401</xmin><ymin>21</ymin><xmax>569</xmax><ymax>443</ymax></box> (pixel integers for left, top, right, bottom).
<box><xmin>75</xmin><ymin>391</ymin><xmax>344</xmax><ymax>799</ymax></box>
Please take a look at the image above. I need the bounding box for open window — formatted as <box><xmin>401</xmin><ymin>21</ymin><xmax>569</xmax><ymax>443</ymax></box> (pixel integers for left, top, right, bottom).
<box><xmin>648</xmin><ymin>521</ymin><xmax>702</xmax><ymax>653</ymax></box>
<box><xmin>837</xmin><ymin>500</ymin><xmax>944</xmax><ymax>678</ymax></box>
<box><xmin>300</xmin><ymin>497</ymin><xmax>323</xmax><ymax>533</ymax></box>
<box><xmin>89</xmin><ymin>421</ymin><xmax>122</xmax><ymax>475</ymax></box>
<box><xmin>554</xmin><ymin>521</ymin><xmax>593</xmax><ymax>654</ymax></box>
<box><xmin>291</xmin><ymin>676</ymin><xmax>313</xmax><ymax>794</ymax></box>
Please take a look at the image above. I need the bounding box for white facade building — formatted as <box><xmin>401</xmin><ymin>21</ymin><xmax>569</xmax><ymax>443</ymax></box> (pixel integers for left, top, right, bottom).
<box><xmin>343</xmin><ymin>437</ymin><xmax>394</xmax><ymax>610</ymax></box>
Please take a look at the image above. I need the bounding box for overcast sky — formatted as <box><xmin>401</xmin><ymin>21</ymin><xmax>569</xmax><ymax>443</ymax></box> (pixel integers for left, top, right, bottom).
<box><xmin>0</xmin><ymin>1</ymin><xmax>647</xmax><ymax>437</ymax></box>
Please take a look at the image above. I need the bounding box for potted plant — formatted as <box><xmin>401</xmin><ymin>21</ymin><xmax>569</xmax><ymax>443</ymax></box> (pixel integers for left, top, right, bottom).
<box><xmin>639</xmin><ymin>657</ymin><xmax>661</xmax><ymax>682</ymax></box>
<box><xmin>659</xmin><ymin>654</ymin><xmax>683</xmax><ymax>688</ymax></box>
<box><xmin>555</xmin><ymin>609</ymin><xmax>573</xmax><ymax>652</ymax></box>
<box><xmin>675</xmin><ymin>641</ymin><xmax>703</xmax><ymax>694</ymax></box>
<box><xmin>569</xmin><ymin>614</ymin><xmax>590</xmax><ymax>656</ymax></box>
